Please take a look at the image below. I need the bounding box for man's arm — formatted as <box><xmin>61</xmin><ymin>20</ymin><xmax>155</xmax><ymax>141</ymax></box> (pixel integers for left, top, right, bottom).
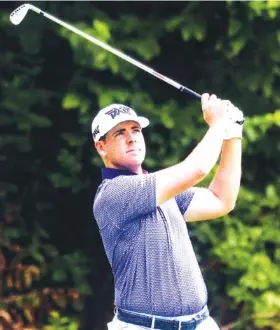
<box><xmin>155</xmin><ymin>120</ymin><xmax>225</xmax><ymax>206</ymax></box>
<box><xmin>184</xmin><ymin>137</ymin><xmax>242</xmax><ymax>222</ymax></box>
<box><xmin>155</xmin><ymin>93</ymin><xmax>229</xmax><ymax>206</ymax></box>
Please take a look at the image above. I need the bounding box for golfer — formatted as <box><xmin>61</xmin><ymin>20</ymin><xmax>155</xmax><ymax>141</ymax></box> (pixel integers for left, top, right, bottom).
<box><xmin>92</xmin><ymin>93</ymin><xmax>244</xmax><ymax>330</ymax></box>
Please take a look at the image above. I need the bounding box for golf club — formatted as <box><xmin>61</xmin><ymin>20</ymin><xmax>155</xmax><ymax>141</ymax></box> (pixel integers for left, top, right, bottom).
<box><xmin>10</xmin><ymin>3</ymin><xmax>201</xmax><ymax>99</ymax></box>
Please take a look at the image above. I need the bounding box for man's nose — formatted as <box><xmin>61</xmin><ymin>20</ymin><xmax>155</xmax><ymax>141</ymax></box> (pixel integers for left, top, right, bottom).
<box><xmin>127</xmin><ymin>132</ymin><xmax>136</xmax><ymax>143</ymax></box>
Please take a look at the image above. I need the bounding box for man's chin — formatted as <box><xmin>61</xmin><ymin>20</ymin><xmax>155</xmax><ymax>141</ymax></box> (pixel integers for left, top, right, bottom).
<box><xmin>124</xmin><ymin>158</ymin><xmax>144</xmax><ymax>171</ymax></box>
<box><xmin>127</xmin><ymin>152</ymin><xmax>145</xmax><ymax>162</ymax></box>
<box><xmin>129</xmin><ymin>159</ymin><xmax>144</xmax><ymax>167</ymax></box>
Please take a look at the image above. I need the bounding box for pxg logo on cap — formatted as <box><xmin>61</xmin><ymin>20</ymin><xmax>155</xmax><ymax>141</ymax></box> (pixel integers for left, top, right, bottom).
<box><xmin>105</xmin><ymin>105</ymin><xmax>132</xmax><ymax>119</ymax></box>
<box><xmin>91</xmin><ymin>103</ymin><xmax>149</xmax><ymax>142</ymax></box>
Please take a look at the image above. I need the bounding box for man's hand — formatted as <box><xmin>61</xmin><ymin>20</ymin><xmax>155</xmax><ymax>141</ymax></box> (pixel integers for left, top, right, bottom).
<box><xmin>201</xmin><ymin>93</ymin><xmax>229</xmax><ymax>127</ymax></box>
<box><xmin>225</xmin><ymin>104</ymin><xmax>244</xmax><ymax>124</ymax></box>
<box><xmin>201</xmin><ymin>93</ymin><xmax>245</xmax><ymax>140</ymax></box>
<box><xmin>224</xmin><ymin>103</ymin><xmax>245</xmax><ymax>140</ymax></box>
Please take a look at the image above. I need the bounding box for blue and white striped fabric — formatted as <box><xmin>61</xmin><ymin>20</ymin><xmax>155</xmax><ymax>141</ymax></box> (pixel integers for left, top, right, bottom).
<box><xmin>93</xmin><ymin>168</ymin><xmax>208</xmax><ymax>317</ymax></box>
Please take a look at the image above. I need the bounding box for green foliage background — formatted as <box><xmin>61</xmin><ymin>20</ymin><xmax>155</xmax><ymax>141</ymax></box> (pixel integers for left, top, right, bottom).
<box><xmin>1</xmin><ymin>1</ymin><xmax>280</xmax><ymax>329</ymax></box>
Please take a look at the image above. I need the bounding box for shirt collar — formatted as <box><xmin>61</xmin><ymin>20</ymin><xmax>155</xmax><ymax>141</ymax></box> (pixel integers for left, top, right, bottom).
<box><xmin>101</xmin><ymin>167</ymin><xmax>148</xmax><ymax>180</ymax></box>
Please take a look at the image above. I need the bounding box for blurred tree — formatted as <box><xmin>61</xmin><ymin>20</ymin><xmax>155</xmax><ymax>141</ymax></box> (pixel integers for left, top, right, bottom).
<box><xmin>0</xmin><ymin>1</ymin><xmax>280</xmax><ymax>329</ymax></box>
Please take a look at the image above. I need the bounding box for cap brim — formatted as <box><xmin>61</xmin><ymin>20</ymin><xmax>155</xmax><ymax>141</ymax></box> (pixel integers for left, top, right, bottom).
<box><xmin>137</xmin><ymin>116</ymin><xmax>149</xmax><ymax>128</ymax></box>
<box><xmin>93</xmin><ymin>114</ymin><xmax>149</xmax><ymax>142</ymax></box>
<box><xmin>102</xmin><ymin>115</ymin><xmax>149</xmax><ymax>136</ymax></box>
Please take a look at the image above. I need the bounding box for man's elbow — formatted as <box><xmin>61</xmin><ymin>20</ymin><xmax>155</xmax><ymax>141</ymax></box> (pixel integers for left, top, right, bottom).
<box><xmin>222</xmin><ymin>201</ymin><xmax>236</xmax><ymax>216</ymax></box>
<box><xmin>196</xmin><ymin>167</ymin><xmax>210</xmax><ymax>182</ymax></box>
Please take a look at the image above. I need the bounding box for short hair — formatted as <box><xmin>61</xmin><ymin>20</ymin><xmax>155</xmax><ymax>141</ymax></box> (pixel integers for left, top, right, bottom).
<box><xmin>99</xmin><ymin>135</ymin><xmax>106</xmax><ymax>142</ymax></box>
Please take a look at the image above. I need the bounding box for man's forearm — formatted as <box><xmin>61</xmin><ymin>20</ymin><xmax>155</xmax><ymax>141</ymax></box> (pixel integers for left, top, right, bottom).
<box><xmin>209</xmin><ymin>138</ymin><xmax>242</xmax><ymax>211</ymax></box>
<box><xmin>155</xmin><ymin>119</ymin><xmax>226</xmax><ymax>206</ymax></box>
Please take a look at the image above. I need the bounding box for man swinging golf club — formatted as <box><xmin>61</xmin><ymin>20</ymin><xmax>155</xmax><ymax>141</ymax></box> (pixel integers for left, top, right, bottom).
<box><xmin>92</xmin><ymin>93</ymin><xmax>244</xmax><ymax>330</ymax></box>
<box><xmin>9</xmin><ymin>4</ymin><xmax>244</xmax><ymax>329</ymax></box>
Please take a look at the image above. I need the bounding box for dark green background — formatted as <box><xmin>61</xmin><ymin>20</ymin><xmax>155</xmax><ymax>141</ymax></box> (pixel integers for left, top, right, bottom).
<box><xmin>1</xmin><ymin>1</ymin><xmax>280</xmax><ymax>329</ymax></box>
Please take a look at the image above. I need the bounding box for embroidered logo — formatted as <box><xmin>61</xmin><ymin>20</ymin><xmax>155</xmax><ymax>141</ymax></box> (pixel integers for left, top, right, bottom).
<box><xmin>105</xmin><ymin>106</ymin><xmax>132</xmax><ymax>119</ymax></box>
<box><xmin>92</xmin><ymin>125</ymin><xmax>100</xmax><ymax>139</ymax></box>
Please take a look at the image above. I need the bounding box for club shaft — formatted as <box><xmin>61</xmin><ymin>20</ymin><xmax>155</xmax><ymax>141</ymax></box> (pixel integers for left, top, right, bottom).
<box><xmin>28</xmin><ymin>4</ymin><xmax>201</xmax><ymax>99</ymax></box>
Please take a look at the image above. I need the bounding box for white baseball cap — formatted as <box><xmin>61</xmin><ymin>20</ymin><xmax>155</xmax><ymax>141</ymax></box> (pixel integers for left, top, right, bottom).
<box><xmin>91</xmin><ymin>103</ymin><xmax>150</xmax><ymax>142</ymax></box>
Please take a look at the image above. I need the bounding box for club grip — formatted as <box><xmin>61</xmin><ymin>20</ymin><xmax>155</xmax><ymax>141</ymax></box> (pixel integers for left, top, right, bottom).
<box><xmin>179</xmin><ymin>86</ymin><xmax>201</xmax><ymax>99</ymax></box>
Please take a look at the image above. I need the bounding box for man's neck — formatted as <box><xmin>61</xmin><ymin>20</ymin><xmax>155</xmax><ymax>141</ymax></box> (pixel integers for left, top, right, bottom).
<box><xmin>105</xmin><ymin>163</ymin><xmax>143</xmax><ymax>175</ymax></box>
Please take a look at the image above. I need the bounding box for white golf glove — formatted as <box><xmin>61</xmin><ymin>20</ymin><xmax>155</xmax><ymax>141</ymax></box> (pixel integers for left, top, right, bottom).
<box><xmin>224</xmin><ymin>105</ymin><xmax>245</xmax><ymax>140</ymax></box>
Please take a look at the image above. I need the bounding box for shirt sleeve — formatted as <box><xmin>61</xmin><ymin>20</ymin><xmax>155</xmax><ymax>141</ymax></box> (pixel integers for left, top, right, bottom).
<box><xmin>94</xmin><ymin>173</ymin><xmax>157</xmax><ymax>229</ymax></box>
<box><xmin>175</xmin><ymin>188</ymin><xmax>195</xmax><ymax>216</ymax></box>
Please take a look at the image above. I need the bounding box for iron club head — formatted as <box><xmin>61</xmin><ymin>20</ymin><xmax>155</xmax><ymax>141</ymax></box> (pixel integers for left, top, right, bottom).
<box><xmin>10</xmin><ymin>4</ymin><xmax>30</xmax><ymax>25</ymax></box>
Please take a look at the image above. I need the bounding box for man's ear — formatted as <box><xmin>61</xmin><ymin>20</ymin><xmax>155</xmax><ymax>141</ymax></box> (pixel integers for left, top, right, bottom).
<box><xmin>95</xmin><ymin>141</ymin><xmax>107</xmax><ymax>157</ymax></box>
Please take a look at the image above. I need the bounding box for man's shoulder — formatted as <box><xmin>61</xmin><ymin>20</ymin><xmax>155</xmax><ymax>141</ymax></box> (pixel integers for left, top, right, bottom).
<box><xmin>93</xmin><ymin>176</ymin><xmax>128</xmax><ymax>206</ymax></box>
<box><xmin>93</xmin><ymin>173</ymin><xmax>156</xmax><ymax>210</ymax></box>
<box><xmin>95</xmin><ymin>175</ymin><xmax>130</xmax><ymax>193</ymax></box>
<box><xmin>93</xmin><ymin>179</ymin><xmax>111</xmax><ymax>202</ymax></box>
<box><xmin>93</xmin><ymin>180</ymin><xmax>110</xmax><ymax>218</ymax></box>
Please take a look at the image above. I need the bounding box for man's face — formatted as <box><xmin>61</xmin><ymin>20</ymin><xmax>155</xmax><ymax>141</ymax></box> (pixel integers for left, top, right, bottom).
<box><xmin>95</xmin><ymin>120</ymin><xmax>146</xmax><ymax>173</ymax></box>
